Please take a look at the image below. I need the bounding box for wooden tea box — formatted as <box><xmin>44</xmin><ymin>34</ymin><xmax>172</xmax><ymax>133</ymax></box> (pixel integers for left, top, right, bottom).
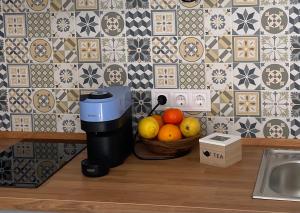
<box><xmin>199</xmin><ymin>133</ymin><xmax>242</xmax><ymax>168</ymax></box>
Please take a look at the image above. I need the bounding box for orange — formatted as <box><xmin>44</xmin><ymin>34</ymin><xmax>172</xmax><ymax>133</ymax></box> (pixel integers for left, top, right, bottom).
<box><xmin>162</xmin><ymin>108</ymin><xmax>184</xmax><ymax>125</ymax></box>
<box><xmin>158</xmin><ymin>124</ymin><xmax>182</xmax><ymax>142</ymax></box>
<box><xmin>151</xmin><ymin>114</ymin><xmax>164</xmax><ymax>128</ymax></box>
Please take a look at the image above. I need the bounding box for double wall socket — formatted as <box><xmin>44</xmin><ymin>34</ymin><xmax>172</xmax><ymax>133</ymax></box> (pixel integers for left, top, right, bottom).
<box><xmin>151</xmin><ymin>89</ymin><xmax>211</xmax><ymax>112</ymax></box>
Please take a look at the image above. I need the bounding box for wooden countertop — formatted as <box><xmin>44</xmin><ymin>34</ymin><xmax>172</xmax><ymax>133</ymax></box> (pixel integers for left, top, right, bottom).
<box><xmin>0</xmin><ymin>139</ymin><xmax>300</xmax><ymax>213</ymax></box>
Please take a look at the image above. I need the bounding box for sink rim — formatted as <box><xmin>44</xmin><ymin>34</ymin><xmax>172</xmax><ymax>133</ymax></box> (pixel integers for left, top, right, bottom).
<box><xmin>253</xmin><ymin>149</ymin><xmax>300</xmax><ymax>202</ymax></box>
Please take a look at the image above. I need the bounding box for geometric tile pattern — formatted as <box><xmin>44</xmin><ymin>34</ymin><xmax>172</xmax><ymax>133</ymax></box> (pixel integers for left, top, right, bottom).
<box><xmin>30</xmin><ymin>64</ymin><xmax>54</xmax><ymax>88</ymax></box>
<box><xmin>128</xmin><ymin>64</ymin><xmax>153</xmax><ymax>89</ymax></box>
<box><xmin>0</xmin><ymin>0</ymin><xmax>298</xmax><ymax>138</ymax></box>
<box><xmin>33</xmin><ymin>114</ymin><xmax>57</xmax><ymax>132</ymax></box>
<box><xmin>177</xmin><ymin>9</ymin><xmax>204</xmax><ymax>36</ymax></box>
<box><xmin>27</xmin><ymin>13</ymin><xmax>51</xmax><ymax>38</ymax></box>
<box><xmin>126</xmin><ymin>10</ymin><xmax>151</xmax><ymax>37</ymax></box>
<box><xmin>179</xmin><ymin>64</ymin><xmax>205</xmax><ymax>89</ymax></box>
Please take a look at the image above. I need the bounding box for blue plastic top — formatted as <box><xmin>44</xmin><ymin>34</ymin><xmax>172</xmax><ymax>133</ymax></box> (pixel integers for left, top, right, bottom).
<box><xmin>80</xmin><ymin>86</ymin><xmax>132</xmax><ymax>122</ymax></box>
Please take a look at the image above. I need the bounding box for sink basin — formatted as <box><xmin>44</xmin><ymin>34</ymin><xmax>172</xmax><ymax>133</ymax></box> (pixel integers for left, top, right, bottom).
<box><xmin>253</xmin><ymin>149</ymin><xmax>300</xmax><ymax>201</ymax></box>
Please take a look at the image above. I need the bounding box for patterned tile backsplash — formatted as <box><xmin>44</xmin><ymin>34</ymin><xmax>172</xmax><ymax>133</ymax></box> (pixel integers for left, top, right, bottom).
<box><xmin>0</xmin><ymin>0</ymin><xmax>299</xmax><ymax>140</ymax></box>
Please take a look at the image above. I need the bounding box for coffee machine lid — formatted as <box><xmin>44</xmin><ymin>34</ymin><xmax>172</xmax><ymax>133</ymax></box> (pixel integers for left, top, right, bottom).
<box><xmin>80</xmin><ymin>86</ymin><xmax>132</xmax><ymax>122</ymax></box>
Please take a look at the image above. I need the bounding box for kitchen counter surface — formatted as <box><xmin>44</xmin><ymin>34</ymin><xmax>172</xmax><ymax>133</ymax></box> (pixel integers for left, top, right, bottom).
<box><xmin>0</xmin><ymin>139</ymin><xmax>300</xmax><ymax>213</ymax></box>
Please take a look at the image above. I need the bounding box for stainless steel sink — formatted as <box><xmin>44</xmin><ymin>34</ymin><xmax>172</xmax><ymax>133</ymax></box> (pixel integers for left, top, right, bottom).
<box><xmin>253</xmin><ymin>149</ymin><xmax>300</xmax><ymax>201</ymax></box>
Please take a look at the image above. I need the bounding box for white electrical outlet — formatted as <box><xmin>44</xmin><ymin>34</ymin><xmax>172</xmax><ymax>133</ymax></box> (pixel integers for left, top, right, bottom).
<box><xmin>151</xmin><ymin>89</ymin><xmax>211</xmax><ymax>112</ymax></box>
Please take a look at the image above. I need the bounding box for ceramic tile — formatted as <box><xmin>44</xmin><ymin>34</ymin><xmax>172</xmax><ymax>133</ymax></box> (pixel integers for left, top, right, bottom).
<box><xmin>261</xmin><ymin>0</ymin><xmax>288</xmax><ymax>5</ymax></box>
<box><xmin>291</xmin><ymin>36</ymin><xmax>300</xmax><ymax>61</ymax></box>
<box><xmin>78</xmin><ymin>63</ymin><xmax>103</xmax><ymax>88</ymax></box>
<box><xmin>50</xmin><ymin>0</ymin><xmax>75</xmax><ymax>11</ymax></box>
<box><xmin>233</xmin><ymin>63</ymin><xmax>261</xmax><ymax>90</ymax></box>
<box><xmin>33</xmin><ymin>114</ymin><xmax>57</xmax><ymax>132</ymax></box>
<box><xmin>126</xmin><ymin>9</ymin><xmax>151</xmax><ymax>37</ymax></box>
<box><xmin>232</xmin><ymin>7</ymin><xmax>260</xmax><ymax>35</ymax></box>
<box><xmin>128</xmin><ymin>38</ymin><xmax>151</xmax><ymax>62</ymax></box>
<box><xmin>233</xmin><ymin>36</ymin><xmax>259</xmax><ymax>62</ymax></box>
<box><xmin>75</xmin><ymin>0</ymin><xmax>98</xmax><ymax>10</ymax></box>
<box><xmin>261</xmin><ymin>36</ymin><xmax>289</xmax><ymax>62</ymax></box>
<box><xmin>30</xmin><ymin>64</ymin><xmax>54</xmax><ymax>88</ymax></box>
<box><xmin>76</xmin><ymin>11</ymin><xmax>100</xmax><ymax>37</ymax></box>
<box><xmin>290</xmin><ymin>5</ymin><xmax>300</xmax><ymax>35</ymax></box>
<box><xmin>0</xmin><ymin>15</ymin><xmax>3</xmax><ymax>38</ymax></box>
<box><xmin>52</xmin><ymin>38</ymin><xmax>77</xmax><ymax>63</ymax></box>
<box><xmin>3</xmin><ymin>0</ymin><xmax>26</xmax><ymax>12</ymax></box>
<box><xmin>153</xmin><ymin>64</ymin><xmax>178</xmax><ymax>88</ymax></box>
<box><xmin>206</xmin><ymin>63</ymin><xmax>233</xmax><ymax>90</ymax></box>
<box><xmin>55</xmin><ymin>89</ymin><xmax>79</xmax><ymax>114</ymax></box>
<box><xmin>32</xmin><ymin>89</ymin><xmax>56</xmax><ymax>113</ymax></box>
<box><xmin>263</xmin><ymin>118</ymin><xmax>290</xmax><ymax>139</ymax></box>
<box><xmin>151</xmin><ymin>10</ymin><xmax>176</xmax><ymax>36</ymax></box>
<box><xmin>11</xmin><ymin>114</ymin><xmax>32</xmax><ymax>132</ymax></box>
<box><xmin>205</xmin><ymin>36</ymin><xmax>232</xmax><ymax>63</ymax></box>
<box><xmin>27</xmin><ymin>13</ymin><xmax>51</xmax><ymax>38</ymax></box>
<box><xmin>152</xmin><ymin>37</ymin><xmax>177</xmax><ymax>63</ymax></box>
<box><xmin>234</xmin><ymin>117</ymin><xmax>263</xmax><ymax>138</ymax></box>
<box><xmin>260</xmin><ymin>6</ymin><xmax>289</xmax><ymax>35</ymax></box>
<box><xmin>4</xmin><ymin>14</ymin><xmax>26</xmax><ymax>37</ymax></box>
<box><xmin>8</xmin><ymin>64</ymin><xmax>30</xmax><ymax>88</ymax></box>
<box><xmin>0</xmin><ymin>89</ymin><xmax>8</xmax><ymax>112</ymax></box>
<box><xmin>29</xmin><ymin>38</ymin><xmax>52</xmax><ymax>63</ymax></box>
<box><xmin>132</xmin><ymin>90</ymin><xmax>152</xmax><ymax>115</ymax></box>
<box><xmin>291</xmin><ymin>91</ymin><xmax>300</xmax><ymax>117</ymax></box>
<box><xmin>291</xmin><ymin>118</ymin><xmax>300</xmax><ymax>139</ymax></box>
<box><xmin>204</xmin><ymin>8</ymin><xmax>232</xmax><ymax>36</ymax></box>
<box><xmin>26</xmin><ymin>0</ymin><xmax>50</xmax><ymax>11</ymax></box>
<box><xmin>261</xmin><ymin>63</ymin><xmax>289</xmax><ymax>90</ymax></box>
<box><xmin>179</xmin><ymin>37</ymin><xmax>204</xmax><ymax>63</ymax></box>
<box><xmin>150</xmin><ymin>0</ymin><xmax>176</xmax><ymax>9</ymax></box>
<box><xmin>232</xmin><ymin>0</ymin><xmax>258</xmax><ymax>6</ymax></box>
<box><xmin>8</xmin><ymin>88</ymin><xmax>32</xmax><ymax>113</ymax></box>
<box><xmin>262</xmin><ymin>91</ymin><xmax>290</xmax><ymax>117</ymax></box>
<box><xmin>99</xmin><ymin>0</ymin><xmax>124</xmax><ymax>9</ymax></box>
<box><xmin>234</xmin><ymin>91</ymin><xmax>261</xmax><ymax>117</ymax></box>
<box><xmin>177</xmin><ymin>9</ymin><xmax>204</xmax><ymax>37</ymax></box>
<box><xmin>126</xmin><ymin>0</ymin><xmax>149</xmax><ymax>9</ymax></box>
<box><xmin>103</xmin><ymin>64</ymin><xmax>127</xmax><ymax>87</ymax></box>
<box><xmin>209</xmin><ymin>90</ymin><xmax>234</xmax><ymax>117</ymax></box>
<box><xmin>0</xmin><ymin>64</ymin><xmax>8</xmax><ymax>88</ymax></box>
<box><xmin>57</xmin><ymin>114</ymin><xmax>81</xmax><ymax>133</ymax></box>
<box><xmin>204</xmin><ymin>0</ymin><xmax>232</xmax><ymax>7</ymax></box>
<box><xmin>0</xmin><ymin>112</ymin><xmax>10</xmax><ymax>131</ymax></box>
<box><xmin>102</xmin><ymin>38</ymin><xmax>126</xmax><ymax>63</ymax></box>
<box><xmin>51</xmin><ymin>12</ymin><xmax>75</xmax><ymax>38</ymax></box>
<box><xmin>54</xmin><ymin>64</ymin><xmax>78</xmax><ymax>88</ymax></box>
<box><xmin>207</xmin><ymin>117</ymin><xmax>234</xmax><ymax>135</ymax></box>
<box><xmin>5</xmin><ymin>38</ymin><xmax>29</xmax><ymax>63</ymax></box>
<box><xmin>128</xmin><ymin>63</ymin><xmax>153</xmax><ymax>89</ymax></box>
<box><xmin>100</xmin><ymin>11</ymin><xmax>125</xmax><ymax>37</ymax></box>
<box><xmin>179</xmin><ymin>63</ymin><xmax>205</xmax><ymax>89</ymax></box>
<box><xmin>77</xmin><ymin>38</ymin><xmax>101</xmax><ymax>63</ymax></box>
<box><xmin>290</xmin><ymin>63</ymin><xmax>300</xmax><ymax>91</ymax></box>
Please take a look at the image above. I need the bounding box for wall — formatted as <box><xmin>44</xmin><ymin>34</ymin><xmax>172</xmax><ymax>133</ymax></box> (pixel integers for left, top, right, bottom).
<box><xmin>0</xmin><ymin>0</ymin><xmax>299</xmax><ymax>139</ymax></box>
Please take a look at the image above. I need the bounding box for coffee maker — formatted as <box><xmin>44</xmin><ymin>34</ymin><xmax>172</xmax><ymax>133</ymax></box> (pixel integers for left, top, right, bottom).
<box><xmin>80</xmin><ymin>86</ymin><xmax>133</xmax><ymax>177</ymax></box>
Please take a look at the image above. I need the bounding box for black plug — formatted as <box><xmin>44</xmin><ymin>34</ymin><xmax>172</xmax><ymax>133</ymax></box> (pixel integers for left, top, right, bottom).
<box><xmin>148</xmin><ymin>95</ymin><xmax>168</xmax><ymax>116</ymax></box>
<box><xmin>157</xmin><ymin>95</ymin><xmax>167</xmax><ymax>105</ymax></box>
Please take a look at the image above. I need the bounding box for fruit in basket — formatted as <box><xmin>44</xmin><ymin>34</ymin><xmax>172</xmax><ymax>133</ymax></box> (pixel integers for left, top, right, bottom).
<box><xmin>138</xmin><ymin>117</ymin><xmax>160</xmax><ymax>139</ymax></box>
<box><xmin>158</xmin><ymin>124</ymin><xmax>182</xmax><ymax>142</ymax></box>
<box><xmin>180</xmin><ymin>117</ymin><xmax>201</xmax><ymax>137</ymax></box>
<box><xmin>151</xmin><ymin>114</ymin><xmax>164</xmax><ymax>128</ymax></box>
<box><xmin>162</xmin><ymin>108</ymin><xmax>184</xmax><ymax>125</ymax></box>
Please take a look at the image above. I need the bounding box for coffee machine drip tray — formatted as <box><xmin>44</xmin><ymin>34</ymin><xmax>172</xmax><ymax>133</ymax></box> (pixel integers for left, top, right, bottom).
<box><xmin>0</xmin><ymin>140</ymin><xmax>86</xmax><ymax>188</ymax></box>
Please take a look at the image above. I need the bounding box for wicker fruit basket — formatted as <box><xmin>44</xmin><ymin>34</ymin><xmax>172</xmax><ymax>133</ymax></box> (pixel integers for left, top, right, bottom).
<box><xmin>139</xmin><ymin>134</ymin><xmax>201</xmax><ymax>156</ymax></box>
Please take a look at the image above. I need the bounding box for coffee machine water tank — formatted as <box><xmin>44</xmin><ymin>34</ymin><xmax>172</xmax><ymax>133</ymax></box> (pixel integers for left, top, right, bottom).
<box><xmin>80</xmin><ymin>86</ymin><xmax>133</xmax><ymax>177</ymax></box>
